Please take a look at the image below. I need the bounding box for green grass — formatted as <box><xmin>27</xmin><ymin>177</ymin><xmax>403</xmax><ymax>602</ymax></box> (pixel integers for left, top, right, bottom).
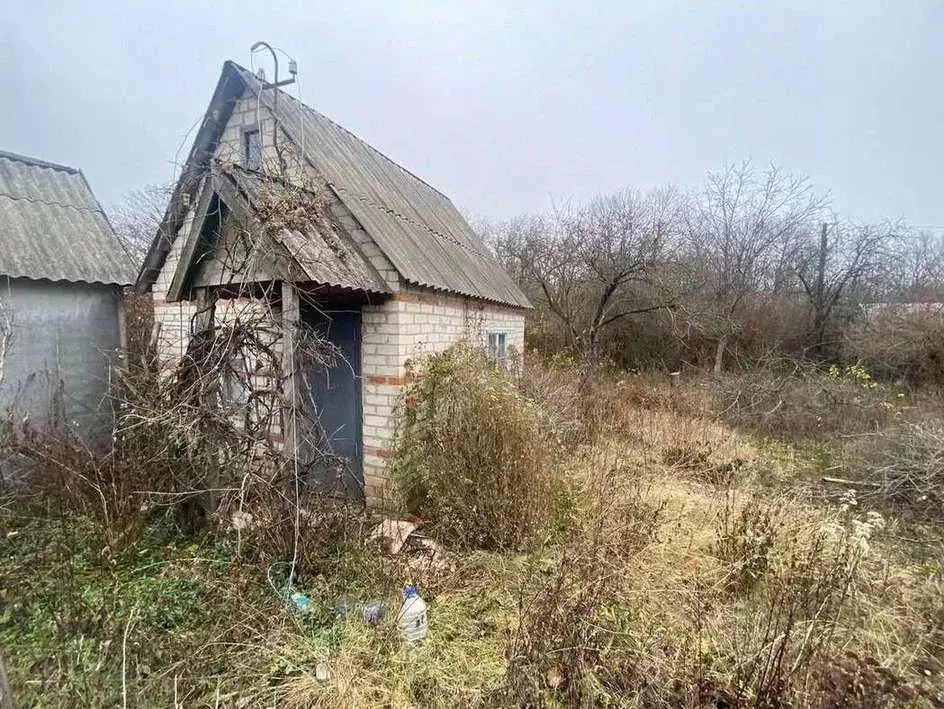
<box><xmin>0</xmin><ymin>499</ymin><xmax>523</xmax><ymax>707</ymax></box>
<box><xmin>0</xmin><ymin>500</ymin><xmax>271</xmax><ymax>705</ymax></box>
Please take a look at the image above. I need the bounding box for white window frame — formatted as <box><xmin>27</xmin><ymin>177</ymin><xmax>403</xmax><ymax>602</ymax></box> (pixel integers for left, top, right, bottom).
<box><xmin>487</xmin><ymin>331</ymin><xmax>508</xmax><ymax>366</ymax></box>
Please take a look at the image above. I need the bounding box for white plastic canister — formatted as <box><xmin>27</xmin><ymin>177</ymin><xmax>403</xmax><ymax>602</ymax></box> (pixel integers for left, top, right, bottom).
<box><xmin>397</xmin><ymin>585</ymin><xmax>428</xmax><ymax>642</ymax></box>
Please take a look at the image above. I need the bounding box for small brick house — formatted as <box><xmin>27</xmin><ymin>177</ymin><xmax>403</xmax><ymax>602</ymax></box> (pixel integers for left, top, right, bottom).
<box><xmin>136</xmin><ymin>61</ymin><xmax>530</xmax><ymax>506</ymax></box>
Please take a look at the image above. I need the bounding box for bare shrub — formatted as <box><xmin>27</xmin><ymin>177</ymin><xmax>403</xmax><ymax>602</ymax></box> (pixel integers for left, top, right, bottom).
<box><xmin>1</xmin><ymin>426</ymin><xmax>148</xmax><ymax>553</ymax></box>
<box><xmin>392</xmin><ymin>344</ymin><xmax>556</xmax><ymax>551</ymax></box>
<box><xmin>516</xmin><ymin>353</ymin><xmax>637</xmax><ymax>448</ymax></box>
<box><xmin>518</xmin><ymin>353</ymin><xmax>705</xmax><ymax>451</ymax></box>
<box><xmin>862</xmin><ymin>422</ymin><xmax>944</xmax><ymax>522</ymax></box>
<box><xmin>503</xmin><ymin>457</ymin><xmax>665</xmax><ymax>705</ymax></box>
<box><xmin>727</xmin><ymin>523</ymin><xmax>864</xmax><ymax>707</ymax></box>
<box><xmin>715</xmin><ymin>360</ymin><xmax>893</xmax><ymax>439</ymax></box>
<box><xmin>516</xmin><ymin>352</ymin><xmax>588</xmax><ymax>448</ymax></box>
<box><xmin>1</xmin><ymin>284</ymin><xmax>348</xmax><ymax>566</ymax></box>
<box><xmin>123</xmin><ymin>291</ymin><xmax>155</xmax><ymax>366</ymax></box>
<box><xmin>846</xmin><ymin>307</ymin><xmax>944</xmax><ymax>388</ymax></box>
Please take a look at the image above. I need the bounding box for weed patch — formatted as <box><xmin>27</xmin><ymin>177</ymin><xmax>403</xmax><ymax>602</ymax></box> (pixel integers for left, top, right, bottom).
<box><xmin>712</xmin><ymin>488</ymin><xmax>782</xmax><ymax>593</ymax></box>
<box><xmin>503</xmin><ymin>456</ymin><xmax>666</xmax><ymax>705</ymax></box>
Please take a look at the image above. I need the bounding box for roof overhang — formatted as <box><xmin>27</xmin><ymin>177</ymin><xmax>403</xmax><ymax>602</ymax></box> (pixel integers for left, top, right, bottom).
<box><xmin>164</xmin><ymin>164</ymin><xmax>390</xmax><ymax>301</ymax></box>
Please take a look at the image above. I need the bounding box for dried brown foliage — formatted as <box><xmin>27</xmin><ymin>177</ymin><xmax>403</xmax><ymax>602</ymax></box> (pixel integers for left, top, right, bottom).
<box><xmin>846</xmin><ymin>308</ymin><xmax>944</xmax><ymax>388</ymax></box>
<box><xmin>862</xmin><ymin>422</ymin><xmax>944</xmax><ymax>522</ymax></box>
<box><xmin>1</xmin><ymin>280</ymin><xmax>351</xmax><ymax>568</ymax></box>
<box><xmin>503</xmin><ymin>457</ymin><xmax>666</xmax><ymax>705</ymax></box>
<box><xmin>391</xmin><ymin>344</ymin><xmax>556</xmax><ymax>551</ymax></box>
<box><xmin>714</xmin><ymin>360</ymin><xmax>894</xmax><ymax>440</ymax></box>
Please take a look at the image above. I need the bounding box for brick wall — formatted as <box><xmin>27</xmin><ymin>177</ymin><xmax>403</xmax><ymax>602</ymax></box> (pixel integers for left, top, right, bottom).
<box><xmin>359</xmin><ymin>288</ymin><xmax>526</xmax><ymax>508</ymax></box>
<box><xmin>153</xmin><ymin>90</ymin><xmax>291</xmax><ymax>363</ymax></box>
<box><xmin>152</xmin><ymin>209</ymin><xmax>198</xmax><ymax>365</ymax></box>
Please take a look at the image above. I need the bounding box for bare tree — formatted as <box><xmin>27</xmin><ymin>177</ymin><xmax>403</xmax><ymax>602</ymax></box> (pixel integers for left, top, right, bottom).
<box><xmin>686</xmin><ymin>162</ymin><xmax>827</xmax><ymax>372</ymax></box>
<box><xmin>796</xmin><ymin>220</ymin><xmax>896</xmax><ymax>356</ymax></box>
<box><xmin>108</xmin><ymin>184</ymin><xmax>172</xmax><ymax>266</ymax></box>
<box><xmin>892</xmin><ymin>228</ymin><xmax>944</xmax><ymax>302</ymax></box>
<box><xmin>498</xmin><ymin>188</ymin><xmax>683</xmax><ymax>362</ymax></box>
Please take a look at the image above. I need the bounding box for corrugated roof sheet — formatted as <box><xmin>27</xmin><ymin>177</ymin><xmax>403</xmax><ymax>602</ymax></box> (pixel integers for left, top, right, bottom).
<box><xmin>221</xmin><ymin>166</ymin><xmax>389</xmax><ymax>294</ymax></box>
<box><xmin>232</xmin><ymin>65</ymin><xmax>530</xmax><ymax>308</ymax></box>
<box><xmin>0</xmin><ymin>150</ymin><xmax>135</xmax><ymax>286</ymax></box>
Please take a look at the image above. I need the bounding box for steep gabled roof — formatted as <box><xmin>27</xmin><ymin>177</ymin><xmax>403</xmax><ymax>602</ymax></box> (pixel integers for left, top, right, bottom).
<box><xmin>138</xmin><ymin>61</ymin><xmax>530</xmax><ymax>308</ymax></box>
<box><xmin>0</xmin><ymin>150</ymin><xmax>135</xmax><ymax>286</ymax></box>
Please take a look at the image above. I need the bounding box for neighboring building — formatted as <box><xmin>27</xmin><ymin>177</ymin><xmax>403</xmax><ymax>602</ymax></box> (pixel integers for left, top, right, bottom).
<box><xmin>0</xmin><ymin>150</ymin><xmax>136</xmax><ymax>440</ymax></box>
<box><xmin>137</xmin><ymin>61</ymin><xmax>530</xmax><ymax>507</ymax></box>
<box><xmin>862</xmin><ymin>301</ymin><xmax>944</xmax><ymax>322</ymax></box>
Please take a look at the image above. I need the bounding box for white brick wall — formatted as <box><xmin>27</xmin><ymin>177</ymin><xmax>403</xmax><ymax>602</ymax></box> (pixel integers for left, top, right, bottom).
<box><xmin>359</xmin><ymin>288</ymin><xmax>525</xmax><ymax>508</ymax></box>
<box><xmin>153</xmin><ymin>211</ymin><xmax>198</xmax><ymax>364</ymax></box>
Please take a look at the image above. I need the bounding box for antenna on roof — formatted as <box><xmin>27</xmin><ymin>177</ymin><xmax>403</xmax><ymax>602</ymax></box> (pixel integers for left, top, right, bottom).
<box><xmin>249</xmin><ymin>42</ymin><xmax>298</xmax><ymax>174</ymax></box>
<box><xmin>249</xmin><ymin>41</ymin><xmax>297</xmax><ymax>90</ymax></box>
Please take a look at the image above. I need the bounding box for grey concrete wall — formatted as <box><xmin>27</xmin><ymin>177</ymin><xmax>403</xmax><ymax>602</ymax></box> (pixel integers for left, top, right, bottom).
<box><xmin>0</xmin><ymin>277</ymin><xmax>122</xmax><ymax>441</ymax></box>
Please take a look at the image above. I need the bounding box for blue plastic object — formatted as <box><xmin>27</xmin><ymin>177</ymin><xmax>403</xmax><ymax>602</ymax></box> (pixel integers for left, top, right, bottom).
<box><xmin>290</xmin><ymin>591</ymin><xmax>312</xmax><ymax>613</ymax></box>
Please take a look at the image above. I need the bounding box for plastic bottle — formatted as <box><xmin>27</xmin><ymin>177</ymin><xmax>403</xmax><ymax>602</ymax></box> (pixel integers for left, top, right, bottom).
<box><xmin>397</xmin><ymin>585</ymin><xmax>428</xmax><ymax>642</ymax></box>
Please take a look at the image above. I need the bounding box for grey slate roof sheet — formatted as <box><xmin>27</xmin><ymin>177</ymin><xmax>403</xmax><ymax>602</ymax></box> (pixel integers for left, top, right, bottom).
<box><xmin>222</xmin><ymin>165</ymin><xmax>389</xmax><ymax>294</ymax></box>
<box><xmin>0</xmin><ymin>150</ymin><xmax>136</xmax><ymax>286</ymax></box>
<box><xmin>233</xmin><ymin>65</ymin><xmax>530</xmax><ymax>308</ymax></box>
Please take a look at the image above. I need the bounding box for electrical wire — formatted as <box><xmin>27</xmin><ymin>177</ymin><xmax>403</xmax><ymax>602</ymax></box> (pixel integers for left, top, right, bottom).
<box><xmin>249</xmin><ymin>48</ymin><xmax>265</xmax><ymax>162</ymax></box>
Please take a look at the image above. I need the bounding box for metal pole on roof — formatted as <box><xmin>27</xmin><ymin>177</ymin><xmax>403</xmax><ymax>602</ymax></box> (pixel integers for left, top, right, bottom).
<box><xmin>250</xmin><ymin>41</ymin><xmax>298</xmax><ymax>172</ymax></box>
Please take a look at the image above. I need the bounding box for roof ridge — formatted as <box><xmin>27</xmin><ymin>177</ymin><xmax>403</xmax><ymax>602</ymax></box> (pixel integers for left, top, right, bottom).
<box><xmin>0</xmin><ymin>149</ymin><xmax>80</xmax><ymax>174</ymax></box>
<box><xmin>132</xmin><ymin>61</ymin><xmax>527</xmax><ymax>306</ymax></box>
<box><xmin>228</xmin><ymin>61</ymin><xmax>454</xmax><ymax>203</ymax></box>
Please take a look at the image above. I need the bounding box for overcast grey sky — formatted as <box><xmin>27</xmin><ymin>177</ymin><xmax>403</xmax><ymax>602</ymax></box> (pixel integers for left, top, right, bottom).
<box><xmin>2</xmin><ymin>1</ymin><xmax>941</xmax><ymax>226</ymax></box>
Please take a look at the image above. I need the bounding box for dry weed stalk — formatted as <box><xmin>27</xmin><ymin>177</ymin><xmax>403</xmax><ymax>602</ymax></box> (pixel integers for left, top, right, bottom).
<box><xmin>504</xmin><ymin>456</ymin><xmax>666</xmax><ymax>705</ymax></box>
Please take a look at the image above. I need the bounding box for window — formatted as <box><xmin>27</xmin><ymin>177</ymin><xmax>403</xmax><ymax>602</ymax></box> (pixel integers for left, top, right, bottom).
<box><xmin>244</xmin><ymin>130</ymin><xmax>262</xmax><ymax>171</ymax></box>
<box><xmin>221</xmin><ymin>353</ymin><xmax>252</xmax><ymax>408</ymax></box>
<box><xmin>487</xmin><ymin>331</ymin><xmax>507</xmax><ymax>366</ymax></box>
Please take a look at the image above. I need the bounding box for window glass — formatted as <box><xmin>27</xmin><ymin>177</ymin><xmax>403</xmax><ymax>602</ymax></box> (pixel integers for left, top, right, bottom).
<box><xmin>244</xmin><ymin>130</ymin><xmax>262</xmax><ymax>171</ymax></box>
<box><xmin>221</xmin><ymin>353</ymin><xmax>252</xmax><ymax>407</ymax></box>
<box><xmin>487</xmin><ymin>331</ymin><xmax>507</xmax><ymax>365</ymax></box>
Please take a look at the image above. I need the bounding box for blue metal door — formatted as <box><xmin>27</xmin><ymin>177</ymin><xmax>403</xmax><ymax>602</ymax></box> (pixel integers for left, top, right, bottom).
<box><xmin>300</xmin><ymin>308</ymin><xmax>363</xmax><ymax>496</ymax></box>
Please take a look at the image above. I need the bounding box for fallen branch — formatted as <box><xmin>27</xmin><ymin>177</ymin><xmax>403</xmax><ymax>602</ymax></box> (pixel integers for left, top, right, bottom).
<box><xmin>821</xmin><ymin>476</ymin><xmax>881</xmax><ymax>488</ymax></box>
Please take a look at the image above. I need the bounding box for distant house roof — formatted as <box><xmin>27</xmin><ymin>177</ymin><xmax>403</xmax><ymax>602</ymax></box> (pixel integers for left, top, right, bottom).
<box><xmin>0</xmin><ymin>150</ymin><xmax>135</xmax><ymax>286</ymax></box>
<box><xmin>138</xmin><ymin>61</ymin><xmax>530</xmax><ymax>308</ymax></box>
<box><xmin>862</xmin><ymin>301</ymin><xmax>944</xmax><ymax>320</ymax></box>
